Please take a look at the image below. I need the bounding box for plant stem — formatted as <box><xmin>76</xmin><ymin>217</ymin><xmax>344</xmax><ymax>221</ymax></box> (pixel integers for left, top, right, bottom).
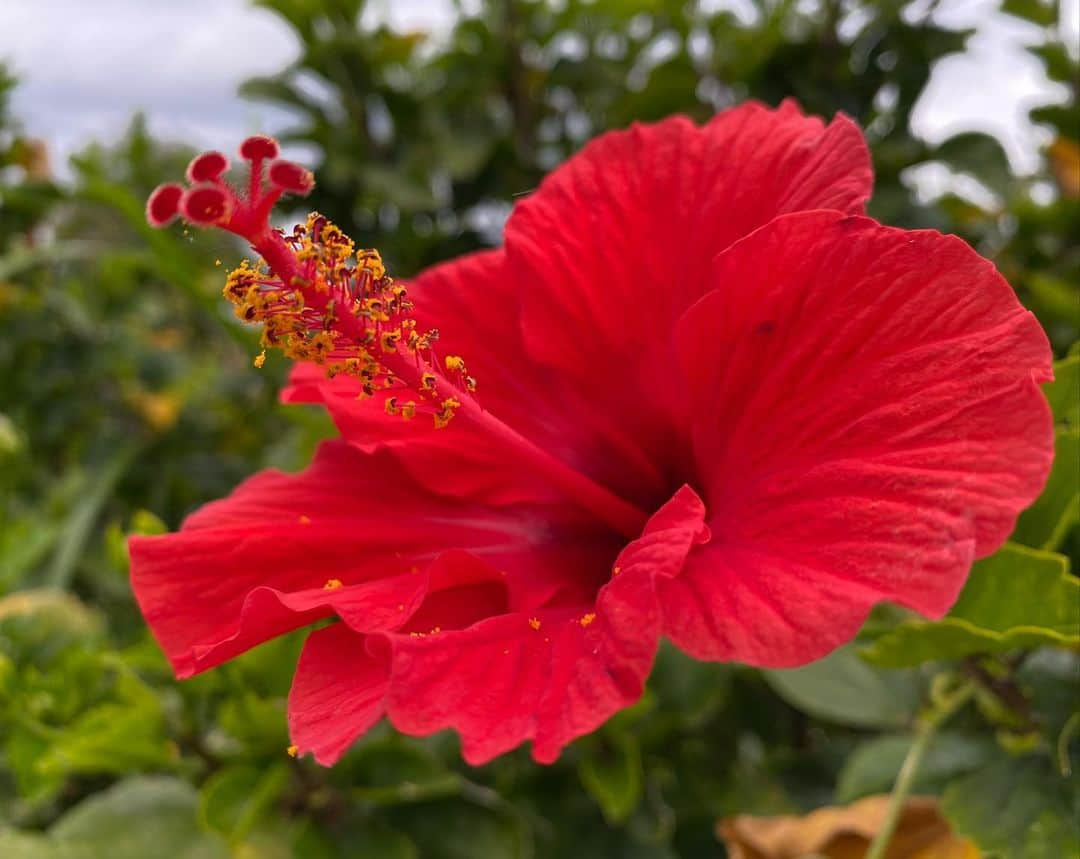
<box><xmin>864</xmin><ymin>680</ymin><xmax>976</xmax><ymax>859</ymax></box>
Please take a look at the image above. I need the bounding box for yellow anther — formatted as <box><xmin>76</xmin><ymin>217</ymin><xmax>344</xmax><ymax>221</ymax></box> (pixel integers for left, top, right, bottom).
<box><xmin>580</xmin><ymin>613</ymin><xmax>596</xmax><ymax>627</ymax></box>
<box><xmin>219</xmin><ymin>214</ymin><xmax>474</xmax><ymax>432</ymax></box>
<box><xmin>434</xmin><ymin>397</ymin><xmax>461</xmax><ymax>429</ymax></box>
<box><xmin>528</xmin><ymin>617</ymin><xmax>541</xmax><ymax>631</ymax></box>
<box><xmin>309</xmin><ymin>331</ymin><xmax>336</xmax><ymax>362</ymax></box>
<box><xmin>380</xmin><ymin>329</ymin><xmax>401</xmax><ymax>352</ymax></box>
<box><xmin>612</xmin><ymin>565</ymin><xmax>622</xmax><ymax>576</ymax></box>
<box><xmin>286</xmin><ymin>745</ymin><xmax>299</xmax><ymax>757</ymax></box>
<box><xmin>357</xmin><ymin>248</ymin><xmax>386</xmax><ymax>279</ymax></box>
<box><xmin>323</xmin><ymin>578</ymin><xmax>343</xmax><ymax>590</ymax></box>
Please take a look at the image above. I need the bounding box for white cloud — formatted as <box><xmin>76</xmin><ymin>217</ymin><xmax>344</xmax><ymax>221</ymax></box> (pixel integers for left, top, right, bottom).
<box><xmin>0</xmin><ymin>0</ymin><xmax>1072</xmax><ymax>179</ymax></box>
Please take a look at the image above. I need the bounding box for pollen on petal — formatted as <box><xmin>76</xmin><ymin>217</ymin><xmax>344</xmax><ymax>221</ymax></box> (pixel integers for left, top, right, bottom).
<box><xmin>579</xmin><ymin>613</ymin><xmax>596</xmax><ymax>627</ymax></box>
<box><xmin>286</xmin><ymin>744</ymin><xmax>299</xmax><ymax>757</ymax></box>
<box><xmin>239</xmin><ymin>135</ymin><xmax>280</xmax><ymax>161</ymax></box>
<box><xmin>146</xmin><ymin>183</ymin><xmax>184</xmax><ymax>226</ymax></box>
<box><xmin>180</xmin><ymin>184</ymin><xmax>232</xmax><ymax>225</ymax></box>
<box><xmin>298</xmin><ymin>515</ymin><xmax>311</xmax><ymax>525</ymax></box>
<box><xmin>528</xmin><ymin>617</ymin><xmax>541</xmax><ymax>631</ymax></box>
<box><xmin>186</xmin><ymin>150</ymin><xmax>229</xmax><ymax>183</ymax></box>
<box><xmin>323</xmin><ymin>578</ymin><xmax>343</xmax><ymax>590</ymax></box>
<box><xmin>269</xmin><ymin>160</ymin><xmax>315</xmax><ymax>195</ymax></box>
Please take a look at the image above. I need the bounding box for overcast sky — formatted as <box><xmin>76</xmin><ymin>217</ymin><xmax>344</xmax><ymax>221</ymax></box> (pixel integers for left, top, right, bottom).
<box><xmin>0</xmin><ymin>0</ymin><xmax>1075</xmax><ymax>180</ymax></box>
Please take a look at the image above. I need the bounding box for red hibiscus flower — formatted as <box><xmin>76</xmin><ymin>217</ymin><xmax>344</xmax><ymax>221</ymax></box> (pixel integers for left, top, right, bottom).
<box><xmin>133</xmin><ymin>101</ymin><xmax>1054</xmax><ymax>766</ymax></box>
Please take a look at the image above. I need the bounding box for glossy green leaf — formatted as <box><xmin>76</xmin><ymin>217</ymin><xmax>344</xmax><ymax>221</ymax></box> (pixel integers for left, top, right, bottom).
<box><xmin>49</xmin><ymin>776</ymin><xmax>229</xmax><ymax>859</ymax></box>
<box><xmin>862</xmin><ymin>544</ymin><xmax>1078</xmax><ymax>667</ymax></box>
<box><xmin>764</xmin><ymin>645</ymin><xmax>923</xmax><ymax>728</ymax></box>
<box><xmin>942</xmin><ymin>754</ymin><xmax>1079</xmax><ymax>859</ymax></box>
<box><xmin>836</xmin><ymin>732</ymin><xmax>994</xmax><ymax>802</ymax></box>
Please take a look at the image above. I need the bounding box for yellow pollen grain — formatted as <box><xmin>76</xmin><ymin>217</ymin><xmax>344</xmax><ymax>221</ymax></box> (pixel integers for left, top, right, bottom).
<box><xmin>444</xmin><ymin>355</ymin><xmax>465</xmax><ymax>371</ymax></box>
<box><xmin>580</xmin><ymin>613</ymin><xmax>596</xmax><ymax>627</ymax></box>
<box><xmin>298</xmin><ymin>515</ymin><xmax>311</xmax><ymax>525</ymax></box>
<box><xmin>612</xmin><ymin>565</ymin><xmax>622</xmax><ymax>576</ymax></box>
<box><xmin>528</xmin><ymin>617</ymin><xmax>541</xmax><ymax>631</ymax></box>
<box><xmin>253</xmin><ymin>349</ymin><xmax>266</xmax><ymax>368</ymax></box>
<box><xmin>323</xmin><ymin>578</ymin><xmax>343</xmax><ymax>590</ymax></box>
<box><xmin>286</xmin><ymin>745</ymin><xmax>299</xmax><ymax>757</ymax></box>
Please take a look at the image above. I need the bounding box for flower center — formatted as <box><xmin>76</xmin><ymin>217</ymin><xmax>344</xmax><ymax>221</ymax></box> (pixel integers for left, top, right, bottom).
<box><xmin>146</xmin><ymin>136</ymin><xmax>651</xmax><ymax>538</ymax></box>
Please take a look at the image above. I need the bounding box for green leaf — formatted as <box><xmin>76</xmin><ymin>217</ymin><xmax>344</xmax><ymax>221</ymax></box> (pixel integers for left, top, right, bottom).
<box><xmin>942</xmin><ymin>753</ymin><xmax>1079</xmax><ymax>859</ymax></box>
<box><xmin>385</xmin><ymin>799</ymin><xmax>527</xmax><ymax>859</ymax></box>
<box><xmin>835</xmin><ymin>732</ymin><xmax>994</xmax><ymax>802</ymax></box>
<box><xmin>1013</xmin><ymin>429</ymin><xmax>1079</xmax><ymax>550</ymax></box>
<box><xmin>348</xmin><ymin>738</ymin><xmax>461</xmax><ymax>805</ymax></box>
<box><xmin>314</xmin><ymin>819</ymin><xmax>418</xmax><ymax>859</ymax></box>
<box><xmin>197</xmin><ymin>763</ymin><xmax>290</xmax><ymax>845</ymax></box>
<box><xmin>1014</xmin><ymin>354</ymin><xmax>1079</xmax><ymax>548</ymax></box>
<box><xmin>45</xmin><ymin>445</ymin><xmax>141</xmax><ymax>590</ymax></box>
<box><xmin>0</xmin><ymin>829</ymin><xmax>60</xmax><ymax>859</ymax></box>
<box><xmin>933</xmin><ymin>132</ymin><xmax>1014</xmax><ymax>194</ymax></box>
<box><xmin>49</xmin><ymin>776</ymin><xmax>229</xmax><ymax>859</ymax></box>
<box><xmin>217</xmin><ymin>693</ymin><xmax>289</xmax><ymax>754</ymax></box>
<box><xmin>1046</xmin><ymin>354</ymin><xmax>1080</xmax><ymax>430</ymax></box>
<box><xmin>0</xmin><ymin>590</ymin><xmax>102</xmax><ymax>667</ymax></box>
<box><xmin>862</xmin><ymin>544</ymin><xmax>1078</xmax><ymax>667</ymax></box>
<box><xmin>35</xmin><ymin>698</ymin><xmax>171</xmax><ymax>778</ymax></box>
<box><xmin>1001</xmin><ymin>0</ymin><xmax>1058</xmax><ymax>27</ymax></box>
<box><xmin>764</xmin><ymin>645</ymin><xmax>922</xmax><ymax>728</ymax></box>
<box><xmin>578</xmin><ymin>732</ymin><xmax>644</xmax><ymax>823</ymax></box>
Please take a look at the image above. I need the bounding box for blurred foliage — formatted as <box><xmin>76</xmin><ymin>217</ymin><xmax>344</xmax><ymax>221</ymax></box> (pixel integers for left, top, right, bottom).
<box><xmin>0</xmin><ymin>0</ymin><xmax>1077</xmax><ymax>856</ymax></box>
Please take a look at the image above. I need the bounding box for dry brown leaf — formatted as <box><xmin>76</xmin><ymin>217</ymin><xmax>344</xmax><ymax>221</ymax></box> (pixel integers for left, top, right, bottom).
<box><xmin>718</xmin><ymin>795</ymin><xmax>980</xmax><ymax>859</ymax></box>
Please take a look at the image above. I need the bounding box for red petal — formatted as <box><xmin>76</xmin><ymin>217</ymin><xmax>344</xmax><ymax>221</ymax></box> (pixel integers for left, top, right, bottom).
<box><xmin>289</xmin><ymin>624</ymin><xmax>389</xmax><ymax>765</ymax></box>
<box><xmin>507</xmin><ymin>100</ymin><xmax>871</xmax><ymax>380</ymax></box>
<box><xmin>380</xmin><ymin>486</ymin><xmax>708</xmax><ymax>764</ymax></box>
<box><xmin>130</xmin><ymin>441</ymin><xmax>547</xmax><ymax>677</ymax></box>
<box><xmin>663</xmin><ymin>211</ymin><xmax>1054</xmax><ymax>667</ymax></box>
<box><xmin>286</xmin><ymin>249</ymin><xmax>678</xmax><ymax>508</ymax></box>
